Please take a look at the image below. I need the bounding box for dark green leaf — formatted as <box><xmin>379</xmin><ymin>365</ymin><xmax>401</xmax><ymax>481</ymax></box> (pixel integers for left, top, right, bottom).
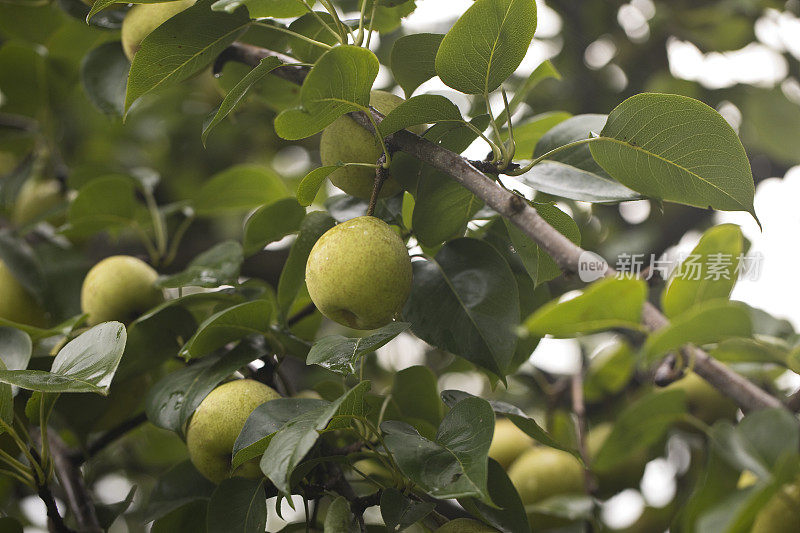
<box><xmin>96</xmin><ymin>486</ymin><xmax>136</xmax><ymax>529</ymax></box>
<box><xmin>459</xmin><ymin>459</ymin><xmax>531</xmax><ymax>533</ymax></box>
<box><xmin>403</xmin><ymin>238</ymin><xmax>519</xmax><ymax>379</ymax></box>
<box><xmin>391</xmin><ymin>365</ymin><xmax>442</xmax><ymax>429</ymax></box>
<box><xmin>194</xmin><ymin>164</ymin><xmax>288</xmax><ymax>216</ymax></box>
<box><xmin>80</xmin><ymin>42</ymin><xmax>128</xmax><ymax>115</ymax></box>
<box><xmin>296</xmin><ymin>166</ymin><xmax>340</xmax><ymax>207</ymax></box>
<box><xmin>323</xmin><ymin>496</ymin><xmax>351</xmax><ymax>532</ymax></box>
<box><xmin>378</xmin><ymin>94</ymin><xmax>462</xmax><ymax>137</ymax></box>
<box><xmin>207</xmin><ymin>478</ymin><xmax>267</xmax><ymax>533</ymax></box>
<box><xmin>287</xmin><ymin>12</ymin><xmax>339</xmax><ymax>63</ymax></box>
<box><xmin>125</xmin><ymin>1</ymin><xmax>250</xmax><ymax>111</ymax></box>
<box><xmin>65</xmin><ymin>176</ymin><xmax>143</xmax><ymax>236</ymax></box>
<box><xmin>380</xmin><ymin>488</ymin><xmax>435</xmax><ymax>532</ymax></box>
<box><xmin>158</xmin><ymin>241</ymin><xmax>243</xmax><ymax>288</ymax></box>
<box><xmin>306</xmin><ymin>322</ymin><xmax>410</xmax><ymax>376</ymax></box>
<box><xmin>382</xmin><ymin>396</ymin><xmax>494</xmax><ymax>501</ymax></box>
<box><xmin>180</xmin><ymin>300</ymin><xmax>272</xmax><ymax>360</ymax></box>
<box><xmin>143</xmin><ymin>461</ymin><xmax>216</xmax><ymax>522</ymax></box>
<box><xmin>243</xmin><ymin>198</ymin><xmax>306</xmax><ymax>255</ymax></box>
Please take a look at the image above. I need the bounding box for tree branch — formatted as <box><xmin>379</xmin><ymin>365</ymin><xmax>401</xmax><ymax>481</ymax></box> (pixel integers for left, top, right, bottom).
<box><xmin>221</xmin><ymin>42</ymin><xmax>784</xmax><ymax>414</ymax></box>
<box><xmin>72</xmin><ymin>413</ymin><xmax>148</xmax><ymax>465</ymax></box>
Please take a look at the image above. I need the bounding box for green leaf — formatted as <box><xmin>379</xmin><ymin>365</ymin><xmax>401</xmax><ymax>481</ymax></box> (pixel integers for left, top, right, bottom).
<box><xmin>524</xmin><ymin>277</ymin><xmax>647</xmax><ymax>337</ymax></box>
<box><xmin>307</xmin><ymin>322</ymin><xmax>410</xmax><ymax>376</ymax></box>
<box><xmin>497</xmin><ymin>60</ymin><xmax>561</xmax><ymax>127</ymax></box>
<box><xmin>382</xmin><ymin>396</ymin><xmax>494</xmax><ymax>501</ymax></box>
<box><xmin>194</xmin><ymin>164</ymin><xmax>288</xmax><ymax>216</ymax></box>
<box><xmin>0</xmin><ymin>232</ymin><xmax>44</xmax><ymax>303</ymax></box>
<box><xmin>583</xmin><ymin>340</ymin><xmax>636</xmax><ymax>403</ymax></box>
<box><xmin>180</xmin><ymin>300</ymin><xmax>272</xmax><ymax>360</ymax></box>
<box><xmin>212</xmin><ymin>0</ymin><xmax>307</xmax><ymax>17</ymax></box>
<box><xmin>65</xmin><ymin>176</ymin><xmax>143</xmax><ymax>236</ymax></box>
<box><xmin>504</xmin><ymin>202</ymin><xmax>580</xmax><ymax>286</ymax></box>
<box><xmin>380</xmin><ymin>488</ymin><xmax>435</xmax><ymax>532</ymax></box>
<box><xmin>459</xmin><ymin>459</ymin><xmax>531</xmax><ymax>533</ymax></box>
<box><xmin>516</xmin><ymin>114</ymin><xmax>641</xmax><ymax>203</ymax></box>
<box><xmin>378</xmin><ymin>94</ymin><xmax>462</xmax><ymax>137</ymax></box>
<box><xmin>276</xmin><ymin>211</ymin><xmax>335</xmax><ymax>315</ymax></box>
<box><xmin>125</xmin><ymin>1</ymin><xmax>250</xmax><ymax>112</ymax></box>
<box><xmin>287</xmin><ymin>12</ymin><xmax>339</xmax><ymax>63</ymax></box>
<box><xmin>590</xmin><ymin>93</ymin><xmax>757</xmax><ymax>219</ymax></box>
<box><xmin>403</xmin><ymin>238</ymin><xmax>519</xmax><ymax>379</ymax></box>
<box><xmin>243</xmin><ymin>198</ymin><xmax>306</xmax><ymax>255</ymax></box>
<box><xmin>391</xmin><ymin>366</ymin><xmax>443</xmax><ymax>430</ymax></box>
<box><xmin>80</xmin><ymin>41</ymin><xmax>128</xmax><ymax>115</ymax></box>
<box><xmin>142</xmin><ymin>460</ymin><xmax>216</xmax><ymax>522</ymax></box>
<box><xmin>712</xmin><ymin>338</ymin><xmax>787</xmax><ymax>365</ymax></box>
<box><xmin>86</xmin><ymin>0</ymin><xmax>185</xmax><ymax>22</ymax></box>
<box><xmin>158</xmin><ymin>241</ymin><xmax>244</xmax><ymax>288</ymax></box>
<box><xmin>662</xmin><ymin>224</ymin><xmax>743</xmax><ymax>318</ymax></box>
<box><xmin>145</xmin><ymin>341</ymin><xmax>267</xmax><ymax>434</ymax></box>
<box><xmin>644</xmin><ymin>300</ymin><xmax>753</xmax><ymax>361</ymax></box>
<box><xmin>593</xmin><ymin>390</ymin><xmax>686</xmax><ymax>472</ymax></box>
<box><xmin>0</xmin><ymin>327</ymin><xmax>32</xmax><ymax>431</ymax></box>
<box><xmin>260</xmin><ymin>382</ymin><xmax>370</xmax><ymax>494</ymax></box>
<box><xmin>203</xmin><ymin>56</ymin><xmax>283</xmax><ymax>144</ymax></box>
<box><xmin>441</xmin><ymin>389</ymin><xmax>577</xmax><ymax>458</ymax></box>
<box><xmin>0</xmin><ymin>322</ymin><xmax>127</xmax><ymax>394</ymax></box>
<box><xmin>232</xmin><ymin>398</ymin><xmax>328</xmax><ymax>469</ymax></box>
<box><xmin>435</xmin><ymin>0</ymin><xmax>537</xmax><ymax>95</ymax></box>
<box><xmin>390</xmin><ymin>33</ymin><xmax>444</xmax><ymax>97</ymax></box>
<box><xmin>95</xmin><ymin>486</ymin><xmax>137</xmax><ymax>530</ymax></box>
<box><xmin>502</xmin><ymin>111</ymin><xmax>571</xmax><ymax>158</ymax></box>
<box><xmin>323</xmin><ymin>496</ymin><xmax>351</xmax><ymax>533</ymax></box>
<box><xmin>274</xmin><ymin>46</ymin><xmax>379</xmax><ymax>140</ymax></box>
<box><xmin>207</xmin><ymin>478</ymin><xmax>266</xmax><ymax>533</ymax></box>
<box><xmin>296</xmin><ymin>166</ymin><xmax>340</xmax><ymax>207</ymax></box>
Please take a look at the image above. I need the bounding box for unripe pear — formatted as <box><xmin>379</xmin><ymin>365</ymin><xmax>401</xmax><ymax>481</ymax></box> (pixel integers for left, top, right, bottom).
<box><xmin>305</xmin><ymin>216</ymin><xmax>412</xmax><ymax>330</ymax></box>
<box><xmin>0</xmin><ymin>260</ymin><xmax>46</xmax><ymax>326</ymax></box>
<box><xmin>751</xmin><ymin>482</ymin><xmax>800</xmax><ymax>533</ymax></box>
<box><xmin>320</xmin><ymin>91</ymin><xmax>412</xmax><ymax>199</ymax></box>
<box><xmin>80</xmin><ymin>255</ymin><xmax>163</xmax><ymax>325</ymax></box>
<box><xmin>489</xmin><ymin>418</ymin><xmax>532</xmax><ymax>469</ymax></box>
<box><xmin>121</xmin><ymin>0</ymin><xmax>195</xmax><ymax>61</ymax></box>
<box><xmin>665</xmin><ymin>372</ymin><xmax>737</xmax><ymax>424</ymax></box>
<box><xmin>587</xmin><ymin>422</ymin><xmax>648</xmax><ymax>495</ymax></box>
<box><xmin>13</xmin><ymin>179</ymin><xmax>64</xmax><ymax>226</ymax></box>
<box><xmin>433</xmin><ymin>518</ymin><xmax>497</xmax><ymax>532</ymax></box>
<box><xmin>507</xmin><ymin>447</ymin><xmax>584</xmax><ymax>529</ymax></box>
<box><xmin>186</xmin><ymin>379</ymin><xmax>281</xmax><ymax>483</ymax></box>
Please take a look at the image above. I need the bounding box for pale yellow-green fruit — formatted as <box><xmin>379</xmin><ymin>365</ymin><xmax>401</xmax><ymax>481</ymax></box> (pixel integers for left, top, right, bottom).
<box><xmin>121</xmin><ymin>0</ymin><xmax>195</xmax><ymax>61</ymax></box>
<box><xmin>186</xmin><ymin>379</ymin><xmax>281</xmax><ymax>483</ymax></box>
<box><xmin>508</xmin><ymin>447</ymin><xmax>584</xmax><ymax>529</ymax></box>
<box><xmin>665</xmin><ymin>372</ymin><xmax>737</xmax><ymax>425</ymax></box>
<box><xmin>305</xmin><ymin>216</ymin><xmax>412</xmax><ymax>330</ymax></box>
<box><xmin>587</xmin><ymin>422</ymin><xmax>648</xmax><ymax>495</ymax></box>
<box><xmin>80</xmin><ymin>255</ymin><xmax>163</xmax><ymax>325</ymax></box>
<box><xmin>12</xmin><ymin>179</ymin><xmax>63</xmax><ymax>226</ymax></box>
<box><xmin>320</xmin><ymin>91</ymin><xmax>411</xmax><ymax>200</ymax></box>
<box><xmin>433</xmin><ymin>518</ymin><xmax>497</xmax><ymax>532</ymax></box>
<box><xmin>0</xmin><ymin>260</ymin><xmax>46</xmax><ymax>326</ymax></box>
<box><xmin>751</xmin><ymin>482</ymin><xmax>800</xmax><ymax>533</ymax></box>
<box><xmin>489</xmin><ymin>418</ymin><xmax>532</xmax><ymax>469</ymax></box>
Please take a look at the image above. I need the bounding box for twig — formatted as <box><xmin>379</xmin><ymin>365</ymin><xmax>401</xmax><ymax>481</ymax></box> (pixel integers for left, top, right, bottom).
<box><xmin>221</xmin><ymin>42</ymin><xmax>785</xmax><ymax>414</ymax></box>
<box><xmin>366</xmin><ymin>155</ymin><xmax>389</xmax><ymax>217</ymax></box>
<box><xmin>36</xmin><ymin>480</ymin><xmax>72</xmax><ymax>533</ymax></box>
<box><xmin>287</xmin><ymin>302</ymin><xmax>317</xmax><ymax>327</ymax></box>
<box><xmin>570</xmin><ymin>371</ymin><xmax>597</xmax><ymax>495</ymax></box>
<box><xmin>74</xmin><ymin>412</ymin><xmax>148</xmax><ymax>464</ymax></box>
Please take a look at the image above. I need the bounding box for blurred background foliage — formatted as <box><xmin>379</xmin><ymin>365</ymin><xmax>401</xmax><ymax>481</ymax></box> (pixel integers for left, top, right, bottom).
<box><xmin>2</xmin><ymin>0</ymin><xmax>800</xmax><ymax>530</ymax></box>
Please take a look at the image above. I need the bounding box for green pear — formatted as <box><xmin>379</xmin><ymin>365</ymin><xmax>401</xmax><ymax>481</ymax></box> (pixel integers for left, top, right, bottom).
<box><xmin>665</xmin><ymin>372</ymin><xmax>737</xmax><ymax>424</ymax></box>
<box><xmin>12</xmin><ymin>179</ymin><xmax>64</xmax><ymax>226</ymax></box>
<box><xmin>587</xmin><ymin>422</ymin><xmax>648</xmax><ymax>495</ymax></box>
<box><xmin>320</xmin><ymin>90</ymin><xmax>414</xmax><ymax>200</ymax></box>
<box><xmin>751</xmin><ymin>482</ymin><xmax>800</xmax><ymax>533</ymax></box>
<box><xmin>489</xmin><ymin>418</ymin><xmax>533</xmax><ymax>469</ymax></box>
<box><xmin>433</xmin><ymin>518</ymin><xmax>497</xmax><ymax>532</ymax></box>
<box><xmin>0</xmin><ymin>259</ymin><xmax>46</xmax><ymax>326</ymax></box>
<box><xmin>121</xmin><ymin>0</ymin><xmax>195</xmax><ymax>61</ymax></box>
<box><xmin>186</xmin><ymin>379</ymin><xmax>281</xmax><ymax>483</ymax></box>
<box><xmin>507</xmin><ymin>447</ymin><xmax>584</xmax><ymax>529</ymax></box>
<box><xmin>80</xmin><ymin>255</ymin><xmax>163</xmax><ymax>325</ymax></box>
<box><xmin>305</xmin><ymin>216</ymin><xmax>412</xmax><ymax>330</ymax></box>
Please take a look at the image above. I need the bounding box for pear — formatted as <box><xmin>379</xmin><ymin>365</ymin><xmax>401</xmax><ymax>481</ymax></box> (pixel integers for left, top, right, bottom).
<box><xmin>305</xmin><ymin>216</ymin><xmax>412</xmax><ymax>330</ymax></box>
<box><xmin>665</xmin><ymin>372</ymin><xmax>737</xmax><ymax>424</ymax></box>
<box><xmin>80</xmin><ymin>255</ymin><xmax>163</xmax><ymax>325</ymax></box>
<box><xmin>186</xmin><ymin>379</ymin><xmax>281</xmax><ymax>483</ymax></box>
<box><xmin>320</xmin><ymin>90</ymin><xmax>412</xmax><ymax>200</ymax></box>
<box><xmin>489</xmin><ymin>418</ymin><xmax>533</xmax><ymax>469</ymax></box>
<box><xmin>121</xmin><ymin>0</ymin><xmax>195</xmax><ymax>61</ymax></box>
<box><xmin>12</xmin><ymin>179</ymin><xmax>64</xmax><ymax>226</ymax></box>
<box><xmin>0</xmin><ymin>259</ymin><xmax>46</xmax><ymax>326</ymax></box>
<box><xmin>751</xmin><ymin>482</ymin><xmax>800</xmax><ymax>533</ymax></box>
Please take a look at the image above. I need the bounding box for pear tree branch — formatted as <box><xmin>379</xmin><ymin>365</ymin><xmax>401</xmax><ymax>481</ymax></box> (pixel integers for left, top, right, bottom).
<box><xmin>221</xmin><ymin>42</ymin><xmax>785</xmax><ymax>414</ymax></box>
